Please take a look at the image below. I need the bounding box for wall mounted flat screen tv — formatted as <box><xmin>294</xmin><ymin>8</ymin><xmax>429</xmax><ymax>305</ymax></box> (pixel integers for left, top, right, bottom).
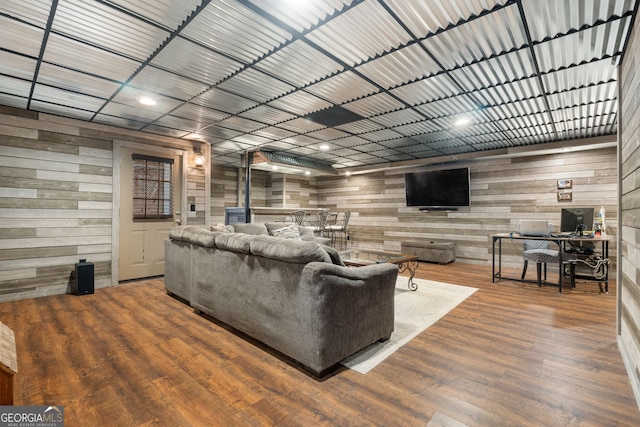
<box><xmin>405</xmin><ymin>167</ymin><xmax>470</xmax><ymax>209</ymax></box>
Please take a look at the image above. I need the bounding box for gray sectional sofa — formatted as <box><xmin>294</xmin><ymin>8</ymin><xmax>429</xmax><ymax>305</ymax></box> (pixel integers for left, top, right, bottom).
<box><xmin>164</xmin><ymin>223</ymin><xmax>398</xmax><ymax>377</ymax></box>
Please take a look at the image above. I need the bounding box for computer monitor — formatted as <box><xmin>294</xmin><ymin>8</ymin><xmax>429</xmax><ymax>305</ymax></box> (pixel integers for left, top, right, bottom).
<box><xmin>560</xmin><ymin>207</ymin><xmax>594</xmax><ymax>234</ymax></box>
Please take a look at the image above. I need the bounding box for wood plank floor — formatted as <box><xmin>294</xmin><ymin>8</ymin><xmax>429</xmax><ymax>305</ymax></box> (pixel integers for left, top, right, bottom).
<box><xmin>0</xmin><ymin>263</ymin><xmax>638</xmax><ymax>426</ymax></box>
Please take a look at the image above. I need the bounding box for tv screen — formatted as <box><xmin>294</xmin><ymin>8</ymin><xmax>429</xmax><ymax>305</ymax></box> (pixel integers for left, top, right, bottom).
<box><xmin>405</xmin><ymin>167</ymin><xmax>470</xmax><ymax>209</ymax></box>
<box><xmin>560</xmin><ymin>207</ymin><xmax>594</xmax><ymax>233</ymax></box>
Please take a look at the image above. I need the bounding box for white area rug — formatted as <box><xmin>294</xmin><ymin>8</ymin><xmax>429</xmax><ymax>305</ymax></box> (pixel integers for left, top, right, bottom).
<box><xmin>341</xmin><ymin>277</ymin><xmax>478</xmax><ymax>374</ymax></box>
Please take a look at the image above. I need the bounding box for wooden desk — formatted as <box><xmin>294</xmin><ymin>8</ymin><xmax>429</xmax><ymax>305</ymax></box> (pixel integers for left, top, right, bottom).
<box><xmin>492</xmin><ymin>234</ymin><xmax>611</xmax><ymax>293</ymax></box>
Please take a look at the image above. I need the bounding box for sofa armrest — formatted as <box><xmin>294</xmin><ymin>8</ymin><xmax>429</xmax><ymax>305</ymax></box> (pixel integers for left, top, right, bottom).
<box><xmin>302</xmin><ymin>262</ymin><xmax>398</xmax><ymax>284</ymax></box>
<box><xmin>169</xmin><ymin>225</ymin><xmax>219</xmax><ymax>248</ymax></box>
<box><xmin>296</xmin><ymin>262</ymin><xmax>398</xmax><ymax>372</ymax></box>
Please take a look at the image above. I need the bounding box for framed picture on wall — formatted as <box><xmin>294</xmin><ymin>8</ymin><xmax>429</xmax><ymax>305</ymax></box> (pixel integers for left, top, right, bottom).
<box><xmin>557</xmin><ymin>191</ymin><xmax>572</xmax><ymax>201</ymax></box>
<box><xmin>557</xmin><ymin>179</ymin><xmax>572</xmax><ymax>189</ymax></box>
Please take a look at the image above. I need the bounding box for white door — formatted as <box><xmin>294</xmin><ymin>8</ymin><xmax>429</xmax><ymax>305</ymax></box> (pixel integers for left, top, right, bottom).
<box><xmin>118</xmin><ymin>147</ymin><xmax>182</xmax><ymax>281</ymax></box>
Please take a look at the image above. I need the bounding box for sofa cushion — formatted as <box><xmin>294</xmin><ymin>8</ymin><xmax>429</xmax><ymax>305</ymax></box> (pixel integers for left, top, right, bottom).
<box><xmin>270</xmin><ymin>224</ymin><xmax>301</xmax><ymax>240</ymax></box>
<box><xmin>321</xmin><ymin>244</ymin><xmax>345</xmax><ymax>266</ymax></box>
<box><xmin>169</xmin><ymin>225</ymin><xmax>197</xmax><ymax>241</ymax></box>
<box><xmin>249</xmin><ymin>235</ymin><xmax>331</xmax><ymax>264</ymax></box>
<box><xmin>210</xmin><ymin>223</ymin><xmax>234</xmax><ymax>233</ymax></box>
<box><xmin>169</xmin><ymin>226</ymin><xmax>218</xmax><ymax>248</ymax></box>
<box><xmin>233</xmin><ymin>223</ymin><xmax>269</xmax><ymax>235</ymax></box>
<box><xmin>214</xmin><ymin>233</ymin><xmax>252</xmax><ymax>254</ymax></box>
<box><xmin>169</xmin><ymin>226</ymin><xmax>188</xmax><ymax>241</ymax></box>
<box><xmin>297</xmin><ymin>226</ymin><xmax>317</xmax><ymax>242</ymax></box>
<box><xmin>265</xmin><ymin>222</ymin><xmax>291</xmax><ymax>233</ymax></box>
<box><xmin>265</xmin><ymin>222</ymin><xmax>320</xmax><ymax>242</ymax></box>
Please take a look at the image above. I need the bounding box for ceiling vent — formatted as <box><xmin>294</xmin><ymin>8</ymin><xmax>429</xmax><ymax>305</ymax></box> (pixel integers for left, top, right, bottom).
<box><xmin>304</xmin><ymin>106</ymin><xmax>364</xmax><ymax>127</ymax></box>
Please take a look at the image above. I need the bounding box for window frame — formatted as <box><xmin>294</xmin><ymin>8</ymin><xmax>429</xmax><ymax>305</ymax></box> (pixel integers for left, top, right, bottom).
<box><xmin>131</xmin><ymin>154</ymin><xmax>174</xmax><ymax>220</ymax></box>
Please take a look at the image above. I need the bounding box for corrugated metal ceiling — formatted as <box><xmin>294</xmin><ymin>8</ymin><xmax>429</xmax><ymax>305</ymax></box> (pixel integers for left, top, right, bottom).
<box><xmin>0</xmin><ymin>0</ymin><xmax>636</xmax><ymax>171</ymax></box>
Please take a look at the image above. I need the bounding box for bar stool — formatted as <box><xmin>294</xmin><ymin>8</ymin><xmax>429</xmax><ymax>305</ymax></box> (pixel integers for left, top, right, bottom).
<box><xmin>326</xmin><ymin>211</ymin><xmax>350</xmax><ymax>250</ymax></box>
<box><xmin>289</xmin><ymin>210</ymin><xmax>308</xmax><ymax>226</ymax></box>
<box><xmin>310</xmin><ymin>211</ymin><xmax>330</xmax><ymax>239</ymax></box>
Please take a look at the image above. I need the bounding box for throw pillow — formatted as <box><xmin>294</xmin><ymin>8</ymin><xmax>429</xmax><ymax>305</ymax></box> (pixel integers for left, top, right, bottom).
<box><xmin>271</xmin><ymin>224</ymin><xmax>302</xmax><ymax>240</ymax></box>
<box><xmin>297</xmin><ymin>226</ymin><xmax>316</xmax><ymax>241</ymax></box>
<box><xmin>210</xmin><ymin>223</ymin><xmax>233</xmax><ymax>233</ymax></box>
<box><xmin>233</xmin><ymin>223</ymin><xmax>269</xmax><ymax>235</ymax></box>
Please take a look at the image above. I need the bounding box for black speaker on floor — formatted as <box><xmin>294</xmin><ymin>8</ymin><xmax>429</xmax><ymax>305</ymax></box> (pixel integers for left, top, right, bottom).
<box><xmin>75</xmin><ymin>259</ymin><xmax>94</xmax><ymax>295</ymax></box>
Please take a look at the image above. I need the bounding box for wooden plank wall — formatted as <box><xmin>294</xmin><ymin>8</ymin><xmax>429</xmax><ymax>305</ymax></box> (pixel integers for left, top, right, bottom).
<box><xmin>209</xmin><ymin>165</ymin><xmax>271</xmax><ymax>225</ymax></box>
<box><xmin>281</xmin><ymin>175</ymin><xmax>319</xmax><ymax>209</ymax></box>
<box><xmin>209</xmin><ymin>147</ymin><xmax>617</xmax><ymax>271</ymax></box>
<box><xmin>619</xmin><ymin>10</ymin><xmax>640</xmax><ymax>407</ymax></box>
<box><xmin>186</xmin><ymin>152</ymin><xmax>207</xmax><ymax>226</ymax></box>
<box><xmin>0</xmin><ymin>106</ymin><xmax>206</xmax><ymax>301</ymax></box>
<box><xmin>266</xmin><ymin>174</ymin><xmax>284</xmax><ymax>207</ymax></box>
<box><xmin>315</xmin><ymin>149</ymin><xmax>617</xmax><ymax>270</ymax></box>
<box><xmin>263</xmin><ymin>173</ymin><xmax>319</xmax><ymax>210</ymax></box>
<box><xmin>209</xmin><ymin>167</ymin><xmax>321</xmax><ymax>225</ymax></box>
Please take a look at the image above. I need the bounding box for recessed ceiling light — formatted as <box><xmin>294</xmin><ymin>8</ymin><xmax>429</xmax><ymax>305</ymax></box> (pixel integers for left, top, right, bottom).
<box><xmin>305</xmin><ymin>171</ymin><xmax>311</xmax><ymax>175</ymax></box>
<box><xmin>319</xmin><ymin>144</ymin><xmax>330</xmax><ymax>151</ymax></box>
<box><xmin>139</xmin><ymin>97</ymin><xmax>157</xmax><ymax>106</ymax></box>
<box><xmin>272</xmin><ymin>165</ymin><xmax>279</xmax><ymax>170</ymax></box>
<box><xmin>345</xmin><ymin>171</ymin><xmax>351</xmax><ymax>176</ymax></box>
<box><xmin>455</xmin><ymin>117</ymin><xmax>471</xmax><ymax>126</ymax></box>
